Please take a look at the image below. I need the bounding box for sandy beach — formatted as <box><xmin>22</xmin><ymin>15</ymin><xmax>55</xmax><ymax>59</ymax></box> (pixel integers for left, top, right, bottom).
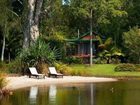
<box><xmin>5</xmin><ymin>76</ymin><xmax>117</xmax><ymax>90</ymax></box>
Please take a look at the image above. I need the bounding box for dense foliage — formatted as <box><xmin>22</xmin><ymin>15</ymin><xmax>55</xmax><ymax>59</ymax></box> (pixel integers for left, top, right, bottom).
<box><xmin>0</xmin><ymin>73</ymin><xmax>7</xmax><ymax>90</ymax></box>
<box><xmin>0</xmin><ymin>72</ymin><xmax>7</xmax><ymax>95</ymax></box>
<box><xmin>123</xmin><ymin>26</ymin><xmax>140</xmax><ymax>63</ymax></box>
<box><xmin>114</xmin><ymin>64</ymin><xmax>136</xmax><ymax>72</ymax></box>
<box><xmin>20</xmin><ymin>38</ymin><xmax>59</xmax><ymax>67</ymax></box>
<box><xmin>0</xmin><ymin>0</ymin><xmax>140</xmax><ymax>64</ymax></box>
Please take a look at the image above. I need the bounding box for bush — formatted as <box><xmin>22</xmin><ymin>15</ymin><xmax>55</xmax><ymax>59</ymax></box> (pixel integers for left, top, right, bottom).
<box><xmin>0</xmin><ymin>73</ymin><xmax>7</xmax><ymax>90</ymax></box>
<box><xmin>93</xmin><ymin>58</ymin><xmax>106</xmax><ymax>64</ymax></box>
<box><xmin>36</xmin><ymin>62</ymin><xmax>49</xmax><ymax>74</ymax></box>
<box><xmin>20</xmin><ymin>39</ymin><xmax>59</xmax><ymax>67</ymax></box>
<box><xmin>114</xmin><ymin>64</ymin><xmax>136</xmax><ymax>72</ymax></box>
<box><xmin>111</xmin><ymin>58</ymin><xmax>121</xmax><ymax>64</ymax></box>
<box><xmin>134</xmin><ymin>64</ymin><xmax>140</xmax><ymax>71</ymax></box>
<box><xmin>0</xmin><ymin>73</ymin><xmax>12</xmax><ymax>96</ymax></box>
<box><xmin>63</xmin><ymin>57</ymin><xmax>83</xmax><ymax>64</ymax></box>
<box><xmin>0</xmin><ymin>60</ymin><xmax>22</xmax><ymax>74</ymax></box>
<box><xmin>54</xmin><ymin>62</ymin><xmax>72</xmax><ymax>75</ymax></box>
<box><xmin>7</xmin><ymin>59</ymin><xmax>22</xmax><ymax>74</ymax></box>
<box><xmin>54</xmin><ymin>62</ymin><xmax>92</xmax><ymax>76</ymax></box>
<box><xmin>0</xmin><ymin>62</ymin><xmax>8</xmax><ymax>72</ymax></box>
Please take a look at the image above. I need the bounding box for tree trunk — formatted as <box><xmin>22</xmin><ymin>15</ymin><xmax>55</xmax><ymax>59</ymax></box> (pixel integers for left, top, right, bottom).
<box><xmin>8</xmin><ymin>52</ymin><xmax>10</xmax><ymax>63</ymax></box>
<box><xmin>30</xmin><ymin>0</ymin><xmax>43</xmax><ymax>43</ymax></box>
<box><xmin>1</xmin><ymin>34</ymin><xmax>5</xmax><ymax>62</ymax></box>
<box><xmin>23</xmin><ymin>0</ymin><xmax>43</xmax><ymax>48</ymax></box>
<box><xmin>23</xmin><ymin>23</ymin><xmax>30</xmax><ymax>49</ymax></box>
<box><xmin>1</xmin><ymin>22</ymin><xmax>7</xmax><ymax>62</ymax></box>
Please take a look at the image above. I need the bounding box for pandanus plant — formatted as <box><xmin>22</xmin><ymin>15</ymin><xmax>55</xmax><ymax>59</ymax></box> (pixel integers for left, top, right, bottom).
<box><xmin>20</xmin><ymin>38</ymin><xmax>60</xmax><ymax>67</ymax></box>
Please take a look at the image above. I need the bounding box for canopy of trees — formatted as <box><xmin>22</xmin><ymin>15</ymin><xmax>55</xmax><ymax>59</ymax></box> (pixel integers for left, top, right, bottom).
<box><xmin>0</xmin><ymin>0</ymin><xmax>140</xmax><ymax>64</ymax></box>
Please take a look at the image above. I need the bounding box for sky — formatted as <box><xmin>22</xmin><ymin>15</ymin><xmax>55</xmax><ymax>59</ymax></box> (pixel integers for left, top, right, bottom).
<box><xmin>62</xmin><ymin>0</ymin><xmax>70</xmax><ymax>5</ymax></box>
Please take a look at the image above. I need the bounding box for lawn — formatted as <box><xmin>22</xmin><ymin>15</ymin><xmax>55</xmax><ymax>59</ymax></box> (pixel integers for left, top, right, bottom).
<box><xmin>70</xmin><ymin>64</ymin><xmax>140</xmax><ymax>77</ymax></box>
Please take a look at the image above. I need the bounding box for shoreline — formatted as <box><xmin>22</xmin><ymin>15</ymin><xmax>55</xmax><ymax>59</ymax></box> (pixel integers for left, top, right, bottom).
<box><xmin>5</xmin><ymin>76</ymin><xmax>117</xmax><ymax>90</ymax></box>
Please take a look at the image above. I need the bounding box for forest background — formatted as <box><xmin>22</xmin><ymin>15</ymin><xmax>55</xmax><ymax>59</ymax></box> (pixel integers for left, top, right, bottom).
<box><xmin>0</xmin><ymin>0</ymin><xmax>140</xmax><ymax>74</ymax></box>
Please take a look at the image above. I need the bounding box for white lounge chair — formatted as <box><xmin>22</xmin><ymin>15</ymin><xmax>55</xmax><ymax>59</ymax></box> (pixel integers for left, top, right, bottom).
<box><xmin>48</xmin><ymin>67</ymin><xmax>63</xmax><ymax>78</ymax></box>
<box><xmin>29</xmin><ymin>67</ymin><xmax>45</xmax><ymax>79</ymax></box>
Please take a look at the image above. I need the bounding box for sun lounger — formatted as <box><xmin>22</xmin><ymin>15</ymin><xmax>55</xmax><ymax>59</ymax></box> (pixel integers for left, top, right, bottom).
<box><xmin>48</xmin><ymin>67</ymin><xmax>63</xmax><ymax>78</ymax></box>
<box><xmin>29</xmin><ymin>67</ymin><xmax>45</xmax><ymax>79</ymax></box>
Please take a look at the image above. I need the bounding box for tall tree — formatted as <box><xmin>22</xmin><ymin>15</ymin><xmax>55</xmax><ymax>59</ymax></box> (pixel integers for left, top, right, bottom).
<box><xmin>0</xmin><ymin>0</ymin><xmax>10</xmax><ymax>61</ymax></box>
<box><xmin>123</xmin><ymin>26</ymin><xmax>140</xmax><ymax>63</ymax></box>
<box><xmin>126</xmin><ymin>0</ymin><xmax>140</xmax><ymax>27</ymax></box>
<box><xmin>0</xmin><ymin>0</ymin><xmax>23</xmax><ymax>62</ymax></box>
<box><xmin>23</xmin><ymin>0</ymin><xmax>43</xmax><ymax>49</ymax></box>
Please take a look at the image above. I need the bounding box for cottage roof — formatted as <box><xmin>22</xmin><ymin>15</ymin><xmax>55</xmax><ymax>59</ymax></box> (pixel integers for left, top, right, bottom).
<box><xmin>67</xmin><ymin>31</ymin><xmax>99</xmax><ymax>42</ymax></box>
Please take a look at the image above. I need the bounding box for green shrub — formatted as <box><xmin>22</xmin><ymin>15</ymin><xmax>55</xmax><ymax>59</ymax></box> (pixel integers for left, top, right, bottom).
<box><xmin>114</xmin><ymin>64</ymin><xmax>136</xmax><ymax>72</ymax></box>
<box><xmin>20</xmin><ymin>39</ymin><xmax>59</xmax><ymax>67</ymax></box>
<box><xmin>135</xmin><ymin>64</ymin><xmax>140</xmax><ymax>71</ymax></box>
<box><xmin>0</xmin><ymin>73</ymin><xmax>7</xmax><ymax>90</ymax></box>
<box><xmin>93</xmin><ymin>58</ymin><xmax>106</xmax><ymax>64</ymax></box>
<box><xmin>0</xmin><ymin>73</ymin><xmax>11</xmax><ymax>96</ymax></box>
<box><xmin>54</xmin><ymin>62</ymin><xmax>72</xmax><ymax>75</ymax></box>
<box><xmin>7</xmin><ymin>59</ymin><xmax>22</xmax><ymax>74</ymax></box>
<box><xmin>63</xmin><ymin>56</ymin><xmax>83</xmax><ymax>64</ymax></box>
<box><xmin>0</xmin><ymin>62</ymin><xmax>8</xmax><ymax>72</ymax></box>
<box><xmin>54</xmin><ymin>62</ymin><xmax>92</xmax><ymax>76</ymax></box>
<box><xmin>36</xmin><ymin>62</ymin><xmax>49</xmax><ymax>74</ymax></box>
<box><xmin>111</xmin><ymin>58</ymin><xmax>121</xmax><ymax>64</ymax></box>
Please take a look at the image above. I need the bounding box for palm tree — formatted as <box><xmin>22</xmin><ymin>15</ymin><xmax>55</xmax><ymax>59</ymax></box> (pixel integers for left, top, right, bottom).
<box><xmin>97</xmin><ymin>36</ymin><xmax>123</xmax><ymax>63</ymax></box>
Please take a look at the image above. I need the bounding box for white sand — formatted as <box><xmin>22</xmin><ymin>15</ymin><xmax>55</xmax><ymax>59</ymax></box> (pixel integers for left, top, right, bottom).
<box><xmin>5</xmin><ymin>76</ymin><xmax>117</xmax><ymax>90</ymax></box>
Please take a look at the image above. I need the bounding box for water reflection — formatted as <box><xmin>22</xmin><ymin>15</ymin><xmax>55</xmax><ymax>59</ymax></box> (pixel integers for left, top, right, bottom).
<box><xmin>2</xmin><ymin>80</ymin><xmax>140</xmax><ymax>105</ymax></box>
<box><xmin>49</xmin><ymin>85</ymin><xmax>57</xmax><ymax>104</ymax></box>
<box><xmin>29</xmin><ymin>86</ymin><xmax>38</xmax><ymax>104</ymax></box>
<box><xmin>90</xmin><ymin>84</ymin><xmax>94</xmax><ymax>105</ymax></box>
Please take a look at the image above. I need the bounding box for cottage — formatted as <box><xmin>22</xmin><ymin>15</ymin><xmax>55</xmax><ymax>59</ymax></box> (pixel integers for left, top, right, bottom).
<box><xmin>67</xmin><ymin>32</ymin><xmax>99</xmax><ymax>63</ymax></box>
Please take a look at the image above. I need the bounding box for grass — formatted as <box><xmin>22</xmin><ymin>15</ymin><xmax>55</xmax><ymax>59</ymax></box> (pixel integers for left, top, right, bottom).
<box><xmin>70</xmin><ymin>64</ymin><xmax>140</xmax><ymax>77</ymax></box>
<box><xmin>2</xmin><ymin>61</ymin><xmax>140</xmax><ymax>78</ymax></box>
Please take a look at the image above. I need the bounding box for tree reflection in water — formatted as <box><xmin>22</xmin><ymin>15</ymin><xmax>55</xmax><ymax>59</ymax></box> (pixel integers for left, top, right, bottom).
<box><xmin>2</xmin><ymin>81</ymin><xmax>140</xmax><ymax>105</ymax></box>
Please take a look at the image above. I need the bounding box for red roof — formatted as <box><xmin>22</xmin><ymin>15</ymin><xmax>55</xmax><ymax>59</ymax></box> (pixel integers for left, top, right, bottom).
<box><xmin>81</xmin><ymin>35</ymin><xmax>96</xmax><ymax>40</ymax></box>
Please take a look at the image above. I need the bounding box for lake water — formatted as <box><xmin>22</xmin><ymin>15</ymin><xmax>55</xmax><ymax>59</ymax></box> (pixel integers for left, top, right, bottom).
<box><xmin>1</xmin><ymin>80</ymin><xmax>140</xmax><ymax>105</ymax></box>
